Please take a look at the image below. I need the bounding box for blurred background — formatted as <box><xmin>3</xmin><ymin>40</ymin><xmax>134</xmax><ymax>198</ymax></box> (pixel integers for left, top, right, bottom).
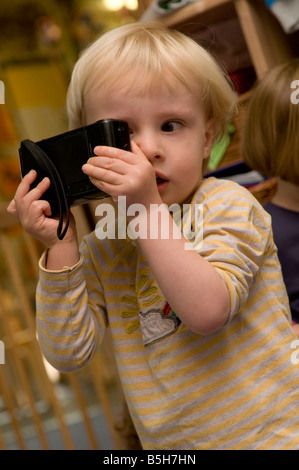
<box><xmin>0</xmin><ymin>0</ymin><xmax>144</xmax><ymax>204</ymax></box>
<box><xmin>0</xmin><ymin>0</ymin><xmax>298</xmax><ymax>451</ymax></box>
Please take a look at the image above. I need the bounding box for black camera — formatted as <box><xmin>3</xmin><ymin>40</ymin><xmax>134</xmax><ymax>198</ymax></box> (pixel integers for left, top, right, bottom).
<box><xmin>18</xmin><ymin>119</ymin><xmax>131</xmax><ymax>239</ymax></box>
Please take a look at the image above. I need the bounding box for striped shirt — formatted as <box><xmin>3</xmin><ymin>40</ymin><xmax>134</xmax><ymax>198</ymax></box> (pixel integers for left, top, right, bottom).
<box><xmin>36</xmin><ymin>177</ymin><xmax>299</xmax><ymax>449</ymax></box>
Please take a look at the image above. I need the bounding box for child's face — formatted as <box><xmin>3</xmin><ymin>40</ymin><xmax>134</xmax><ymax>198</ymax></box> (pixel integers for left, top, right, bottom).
<box><xmin>84</xmin><ymin>78</ymin><xmax>213</xmax><ymax>206</ymax></box>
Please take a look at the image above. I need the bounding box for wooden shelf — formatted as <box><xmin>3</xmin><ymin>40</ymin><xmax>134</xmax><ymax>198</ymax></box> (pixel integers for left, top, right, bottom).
<box><xmin>160</xmin><ymin>0</ymin><xmax>293</xmax><ymax>78</ymax></box>
<box><xmin>162</xmin><ymin>0</ymin><xmax>234</xmax><ymax>29</ymax></box>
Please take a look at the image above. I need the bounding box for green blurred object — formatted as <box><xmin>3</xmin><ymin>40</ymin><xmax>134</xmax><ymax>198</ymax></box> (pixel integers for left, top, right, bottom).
<box><xmin>208</xmin><ymin>124</ymin><xmax>235</xmax><ymax>171</ymax></box>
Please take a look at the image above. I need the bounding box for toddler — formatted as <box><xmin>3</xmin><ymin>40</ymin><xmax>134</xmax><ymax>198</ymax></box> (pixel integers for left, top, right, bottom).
<box><xmin>8</xmin><ymin>23</ymin><xmax>299</xmax><ymax>450</ymax></box>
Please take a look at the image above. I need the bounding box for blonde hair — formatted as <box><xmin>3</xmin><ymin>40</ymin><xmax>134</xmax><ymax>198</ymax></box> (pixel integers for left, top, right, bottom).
<box><xmin>67</xmin><ymin>22</ymin><xmax>236</xmax><ymax>141</ymax></box>
<box><xmin>242</xmin><ymin>59</ymin><xmax>299</xmax><ymax>185</ymax></box>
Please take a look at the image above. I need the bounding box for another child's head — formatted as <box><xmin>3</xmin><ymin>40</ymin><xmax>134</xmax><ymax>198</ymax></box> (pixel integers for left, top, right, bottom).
<box><xmin>242</xmin><ymin>59</ymin><xmax>299</xmax><ymax>185</ymax></box>
<box><xmin>66</xmin><ymin>22</ymin><xmax>236</xmax><ymax>142</ymax></box>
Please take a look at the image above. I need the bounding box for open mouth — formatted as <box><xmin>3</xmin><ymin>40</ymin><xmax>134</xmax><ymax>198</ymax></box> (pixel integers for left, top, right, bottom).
<box><xmin>156</xmin><ymin>176</ymin><xmax>166</xmax><ymax>185</ymax></box>
<box><xmin>155</xmin><ymin>174</ymin><xmax>169</xmax><ymax>192</ymax></box>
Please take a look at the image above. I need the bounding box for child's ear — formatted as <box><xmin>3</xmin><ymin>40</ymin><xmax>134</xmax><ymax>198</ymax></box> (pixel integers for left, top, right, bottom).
<box><xmin>203</xmin><ymin>120</ymin><xmax>215</xmax><ymax>160</ymax></box>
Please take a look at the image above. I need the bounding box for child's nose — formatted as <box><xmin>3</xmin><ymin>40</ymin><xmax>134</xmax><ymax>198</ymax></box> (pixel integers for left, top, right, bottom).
<box><xmin>134</xmin><ymin>130</ymin><xmax>162</xmax><ymax>162</ymax></box>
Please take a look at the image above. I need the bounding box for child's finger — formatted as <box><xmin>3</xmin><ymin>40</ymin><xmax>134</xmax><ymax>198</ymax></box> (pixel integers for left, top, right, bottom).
<box><xmin>24</xmin><ymin>176</ymin><xmax>51</xmax><ymax>205</ymax></box>
<box><xmin>83</xmin><ymin>156</ymin><xmax>128</xmax><ymax>175</ymax></box>
<box><xmin>82</xmin><ymin>163</ymin><xmax>122</xmax><ymax>185</ymax></box>
<box><xmin>7</xmin><ymin>198</ymin><xmax>17</xmax><ymax>217</ymax></box>
<box><xmin>93</xmin><ymin>144</ymin><xmax>142</xmax><ymax>163</ymax></box>
<box><xmin>130</xmin><ymin>140</ymin><xmax>145</xmax><ymax>157</ymax></box>
<box><xmin>14</xmin><ymin>169</ymin><xmax>37</xmax><ymax>200</ymax></box>
<box><xmin>30</xmin><ymin>199</ymin><xmax>52</xmax><ymax>218</ymax></box>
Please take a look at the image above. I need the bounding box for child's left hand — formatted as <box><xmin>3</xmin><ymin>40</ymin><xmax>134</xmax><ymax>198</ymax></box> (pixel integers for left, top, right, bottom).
<box><xmin>82</xmin><ymin>141</ymin><xmax>162</xmax><ymax>209</ymax></box>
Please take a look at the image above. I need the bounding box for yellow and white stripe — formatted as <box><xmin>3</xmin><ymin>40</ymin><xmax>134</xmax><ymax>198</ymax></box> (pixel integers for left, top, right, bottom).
<box><xmin>36</xmin><ymin>177</ymin><xmax>299</xmax><ymax>449</ymax></box>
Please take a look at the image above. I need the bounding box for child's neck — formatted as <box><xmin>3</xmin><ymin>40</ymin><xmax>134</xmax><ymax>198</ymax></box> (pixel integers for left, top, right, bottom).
<box><xmin>271</xmin><ymin>178</ymin><xmax>299</xmax><ymax>213</ymax></box>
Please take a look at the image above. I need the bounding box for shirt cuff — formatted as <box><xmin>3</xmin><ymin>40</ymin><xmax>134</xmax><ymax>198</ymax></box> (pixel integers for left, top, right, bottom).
<box><xmin>39</xmin><ymin>249</ymin><xmax>83</xmax><ymax>273</ymax></box>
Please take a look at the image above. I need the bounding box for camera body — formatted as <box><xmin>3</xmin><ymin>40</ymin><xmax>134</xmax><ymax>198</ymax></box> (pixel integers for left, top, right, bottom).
<box><xmin>19</xmin><ymin>119</ymin><xmax>131</xmax><ymax>215</ymax></box>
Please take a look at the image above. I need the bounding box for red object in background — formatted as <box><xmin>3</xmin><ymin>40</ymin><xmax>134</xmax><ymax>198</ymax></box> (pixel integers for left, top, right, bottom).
<box><xmin>229</xmin><ymin>67</ymin><xmax>257</xmax><ymax>95</ymax></box>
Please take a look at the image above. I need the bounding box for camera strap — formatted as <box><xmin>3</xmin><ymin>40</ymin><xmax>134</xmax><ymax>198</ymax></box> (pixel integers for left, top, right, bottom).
<box><xmin>21</xmin><ymin>139</ymin><xmax>69</xmax><ymax>240</ymax></box>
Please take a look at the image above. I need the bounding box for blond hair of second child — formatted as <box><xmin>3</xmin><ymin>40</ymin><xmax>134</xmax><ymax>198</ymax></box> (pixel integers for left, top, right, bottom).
<box><xmin>242</xmin><ymin>59</ymin><xmax>299</xmax><ymax>337</ymax></box>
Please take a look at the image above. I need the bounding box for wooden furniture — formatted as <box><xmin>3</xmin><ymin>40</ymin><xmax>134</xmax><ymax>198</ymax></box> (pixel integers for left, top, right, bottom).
<box><xmin>160</xmin><ymin>0</ymin><xmax>293</xmax><ymax>79</ymax></box>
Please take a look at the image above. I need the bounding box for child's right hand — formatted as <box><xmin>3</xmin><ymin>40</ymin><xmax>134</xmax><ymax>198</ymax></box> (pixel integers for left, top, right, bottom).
<box><xmin>7</xmin><ymin>169</ymin><xmax>77</xmax><ymax>248</ymax></box>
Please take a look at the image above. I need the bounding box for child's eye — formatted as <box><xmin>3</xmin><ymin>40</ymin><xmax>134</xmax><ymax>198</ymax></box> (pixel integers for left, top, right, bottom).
<box><xmin>161</xmin><ymin>121</ymin><xmax>182</xmax><ymax>133</ymax></box>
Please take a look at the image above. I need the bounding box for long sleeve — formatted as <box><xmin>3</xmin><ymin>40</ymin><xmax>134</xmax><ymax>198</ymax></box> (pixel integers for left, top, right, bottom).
<box><xmin>36</xmin><ymin>248</ymin><xmax>108</xmax><ymax>372</ymax></box>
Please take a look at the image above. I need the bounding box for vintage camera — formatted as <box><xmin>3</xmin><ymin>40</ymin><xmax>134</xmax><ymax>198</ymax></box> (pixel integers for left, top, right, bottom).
<box><xmin>18</xmin><ymin>119</ymin><xmax>131</xmax><ymax>239</ymax></box>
